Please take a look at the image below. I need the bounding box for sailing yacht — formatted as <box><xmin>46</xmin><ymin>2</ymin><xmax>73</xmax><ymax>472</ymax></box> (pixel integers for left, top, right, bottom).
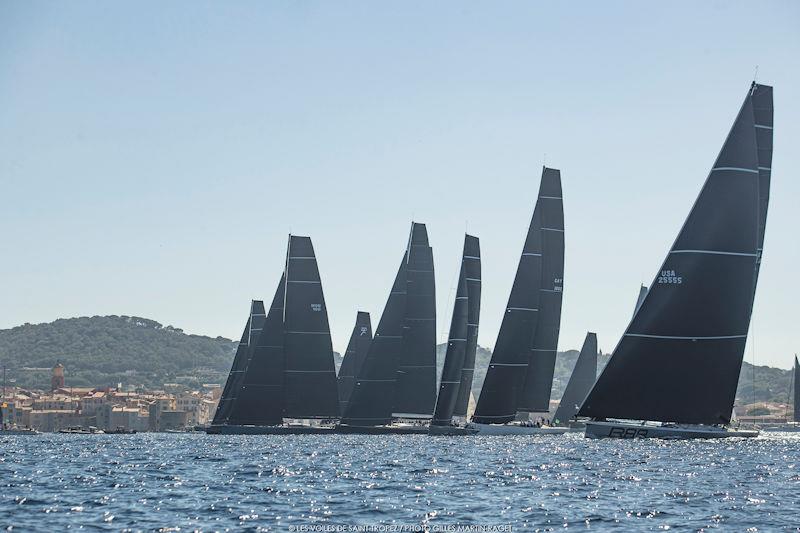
<box><xmin>580</xmin><ymin>82</ymin><xmax>773</xmax><ymax>439</ymax></box>
<box><xmin>430</xmin><ymin>235</ymin><xmax>482</xmax><ymax>435</ymax></box>
<box><xmin>552</xmin><ymin>332</ymin><xmax>598</xmax><ymax>429</ymax></box>
<box><xmin>208</xmin><ymin>235</ymin><xmax>340</xmax><ymax>434</ymax></box>
<box><xmin>337</xmin><ymin>312</ymin><xmax>373</xmax><ymax>415</ymax></box>
<box><xmin>338</xmin><ymin>222</ymin><xmax>437</xmax><ymax>434</ymax></box>
<box><xmin>470</xmin><ymin>167</ymin><xmax>567</xmax><ymax>435</ymax></box>
<box><xmin>763</xmin><ymin>355</ymin><xmax>800</xmax><ymax>432</ymax></box>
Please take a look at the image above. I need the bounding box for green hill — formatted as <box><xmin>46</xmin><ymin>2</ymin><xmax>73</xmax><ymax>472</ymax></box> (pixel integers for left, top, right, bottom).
<box><xmin>1</xmin><ymin>316</ymin><xmax>792</xmax><ymax>407</ymax></box>
<box><xmin>0</xmin><ymin>316</ymin><xmax>237</xmax><ymax>389</ymax></box>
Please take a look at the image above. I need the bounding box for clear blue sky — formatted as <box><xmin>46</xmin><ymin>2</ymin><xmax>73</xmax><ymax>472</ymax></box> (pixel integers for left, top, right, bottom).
<box><xmin>1</xmin><ymin>1</ymin><xmax>798</xmax><ymax>368</ymax></box>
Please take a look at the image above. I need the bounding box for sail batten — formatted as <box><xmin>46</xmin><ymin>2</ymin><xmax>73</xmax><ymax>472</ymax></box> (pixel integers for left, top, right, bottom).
<box><xmin>578</xmin><ymin>83</ymin><xmax>771</xmax><ymax>426</ymax></box>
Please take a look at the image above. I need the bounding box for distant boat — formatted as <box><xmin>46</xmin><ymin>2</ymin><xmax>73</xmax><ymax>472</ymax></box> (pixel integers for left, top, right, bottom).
<box><xmin>337</xmin><ymin>312</ymin><xmax>373</xmax><ymax>415</ymax></box>
<box><xmin>552</xmin><ymin>332</ymin><xmax>598</xmax><ymax>427</ymax></box>
<box><xmin>59</xmin><ymin>426</ymin><xmax>105</xmax><ymax>434</ymax></box>
<box><xmin>430</xmin><ymin>235</ymin><xmax>481</xmax><ymax>435</ymax></box>
<box><xmin>339</xmin><ymin>222</ymin><xmax>436</xmax><ymax>434</ymax></box>
<box><xmin>580</xmin><ymin>83</ymin><xmax>773</xmax><ymax>439</ymax></box>
<box><xmin>633</xmin><ymin>285</ymin><xmax>647</xmax><ymax>318</ymax></box>
<box><xmin>208</xmin><ymin>235</ymin><xmax>340</xmax><ymax>434</ymax></box>
<box><xmin>763</xmin><ymin>355</ymin><xmax>800</xmax><ymax>432</ymax></box>
<box><xmin>471</xmin><ymin>167</ymin><xmax>567</xmax><ymax>435</ymax></box>
<box><xmin>795</xmin><ymin>355</ymin><xmax>799</xmax><ymax>424</ymax></box>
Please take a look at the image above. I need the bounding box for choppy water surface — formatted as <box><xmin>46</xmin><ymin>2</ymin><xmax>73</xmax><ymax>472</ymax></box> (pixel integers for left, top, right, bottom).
<box><xmin>1</xmin><ymin>432</ymin><xmax>799</xmax><ymax>531</ymax></box>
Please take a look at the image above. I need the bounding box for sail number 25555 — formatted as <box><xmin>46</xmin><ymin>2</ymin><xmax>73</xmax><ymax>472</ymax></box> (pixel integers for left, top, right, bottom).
<box><xmin>657</xmin><ymin>270</ymin><xmax>682</xmax><ymax>284</ymax></box>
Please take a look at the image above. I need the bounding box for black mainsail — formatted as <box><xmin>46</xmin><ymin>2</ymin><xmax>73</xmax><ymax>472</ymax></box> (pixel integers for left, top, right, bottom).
<box><xmin>518</xmin><ymin>167</ymin><xmax>565</xmax><ymax>413</ymax></box>
<box><xmin>393</xmin><ymin>222</ymin><xmax>437</xmax><ymax>419</ymax></box>
<box><xmin>432</xmin><ymin>254</ymin><xmax>469</xmax><ymax>425</ymax></box>
<box><xmin>228</xmin><ymin>275</ymin><xmax>286</xmax><ymax>426</ymax></box>
<box><xmin>473</xmin><ymin>181</ymin><xmax>544</xmax><ymax>424</ymax></box>
<box><xmin>341</xmin><ymin>255</ymin><xmax>407</xmax><ymax>426</ymax></box>
<box><xmin>337</xmin><ymin>311</ymin><xmax>373</xmax><ymax>415</ymax></box>
<box><xmin>283</xmin><ymin>235</ymin><xmax>339</xmax><ymax>418</ymax></box>
<box><xmin>579</xmin><ymin>83</ymin><xmax>771</xmax><ymax>425</ymax></box>
<box><xmin>454</xmin><ymin>235</ymin><xmax>481</xmax><ymax>418</ymax></box>
<box><xmin>794</xmin><ymin>355</ymin><xmax>799</xmax><ymax>423</ymax></box>
<box><xmin>553</xmin><ymin>332</ymin><xmax>597</xmax><ymax>425</ymax></box>
<box><xmin>212</xmin><ymin>300</ymin><xmax>266</xmax><ymax>425</ymax></box>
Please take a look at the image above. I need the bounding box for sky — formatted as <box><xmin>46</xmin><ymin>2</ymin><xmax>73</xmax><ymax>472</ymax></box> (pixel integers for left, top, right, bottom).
<box><xmin>1</xmin><ymin>1</ymin><xmax>798</xmax><ymax>369</ymax></box>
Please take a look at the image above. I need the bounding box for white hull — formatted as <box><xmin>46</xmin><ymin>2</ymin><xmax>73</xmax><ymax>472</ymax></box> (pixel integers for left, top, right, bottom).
<box><xmin>762</xmin><ymin>424</ymin><xmax>800</xmax><ymax>433</ymax></box>
<box><xmin>0</xmin><ymin>428</ymin><xmax>39</xmax><ymax>435</ymax></box>
<box><xmin>585</xmin><ymin>420</ymin><xmax>759</xmax><ymax>440</ymax></box>
<box><xmin>471</xmin><ymin>422</ymin><xmax>568</xmax><ymax>436</ymax></box>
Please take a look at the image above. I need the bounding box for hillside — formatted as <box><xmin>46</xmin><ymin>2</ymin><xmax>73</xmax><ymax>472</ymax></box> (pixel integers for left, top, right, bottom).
<box><xmin>1</xmin><ymin>316</ymin><xmax>793</xmax><ymax>407</ymax></box>
<box><xmin>0</xmin><ymin>316</ymin><xmax>237</xmax><ymax>389</ymax></box>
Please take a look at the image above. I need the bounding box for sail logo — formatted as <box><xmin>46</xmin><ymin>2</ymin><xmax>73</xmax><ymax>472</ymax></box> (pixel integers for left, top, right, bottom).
<box><xmin>657</xmin><ymin>270</ymin><xmax>682</xmax><ymax>284</ymax></box>
<box><xmin>310</xmin><ymin>303</ymin><xmax>322</xmax><ymax>312</ymax></box>
<box><xmin>359</xmin><ymin>326</ymin><xmax>368</xmax><ymax>336</ymax></box>
<box><xmin>608</xmin><ymin>426</ymin><xmax>649</xmax><ymax>438</ymax></box>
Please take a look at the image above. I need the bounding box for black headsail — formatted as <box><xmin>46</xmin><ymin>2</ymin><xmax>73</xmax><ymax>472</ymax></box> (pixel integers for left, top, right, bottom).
<box><xmin>393</xmin><ymin>222</ymin><xmax>437</xmax><ymax>419</ymax></box>
<box><xmin>432</xmin><ymin>257</ymin><xmax>469</xmax><ymax>425</ymax></box>
<box><xmin>283</xmin><ymin>235</ymin><xmax>339</xmax><ymax>418</ymax></box>
<box><xmin>518</xmin><ymin>167</ymin><xmax>565</xmax><ymax>413</ymax></box>
<box><xmin>212</xmin><ymin>300</ymin><xmax>266</xmax><ymax>425</ymax></box>
<box><xmin>454</xmin><ymin>235</ymin><xmax>481</xmax><ymax>418</ymax></box>
<box><xmin>793</xmin><ymin>355</ymin><xmax>799</xmax><ymax>423</ymax></box>
<box><xmin>473</xmin><ymin>185</ymin><xmax>544</xmax><ymax>424</ymax></box>
<box><xmin>227</xmin><ymin>275</ymin><xmax>286</xmax><ymax>426</ymax></box>
<box><xmin>553</xmin><ymin>332</ymin><xmax>597</xmax><ymax>425</ymax></box>
<box><xmin>579</xmin><ymin>83</ymin><xmax>770</xmax><ymax>425</ymax></box>
<box><xmin>337</xmin><ymin>312</ymin><xmax>373</xmax><ymax>415</ymax></box>
<box><xmin>341</xmin><ymin>255</ymin><xmax>407</xmax><ymax>426</ymax></box>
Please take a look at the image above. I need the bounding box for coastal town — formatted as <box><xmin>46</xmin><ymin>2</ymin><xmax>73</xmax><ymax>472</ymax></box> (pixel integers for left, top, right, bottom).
<box><xmin>1</xmin><ymin>362</ymin><xmax>220</xmax><ymax>433</ymax></box>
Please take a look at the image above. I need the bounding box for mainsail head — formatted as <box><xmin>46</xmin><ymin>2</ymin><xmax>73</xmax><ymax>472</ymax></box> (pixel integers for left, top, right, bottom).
<box><xmin>579</xmin><ymin>83</ymin><xmax>772</xmax><ymax>425</ymax></box>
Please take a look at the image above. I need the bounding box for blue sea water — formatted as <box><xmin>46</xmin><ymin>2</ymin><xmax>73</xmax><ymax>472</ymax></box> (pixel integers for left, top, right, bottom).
<box><xmin>1</xmin><ymin>432</ymin><xmax>799</xmax><ymax>531</ymax></box>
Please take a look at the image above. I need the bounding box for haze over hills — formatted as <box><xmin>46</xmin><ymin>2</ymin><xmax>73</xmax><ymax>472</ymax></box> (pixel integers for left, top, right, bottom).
<box><xmin>0</xmin><ymin>316</ymin><xmax>793</xmax><ymax>407</ymax></box>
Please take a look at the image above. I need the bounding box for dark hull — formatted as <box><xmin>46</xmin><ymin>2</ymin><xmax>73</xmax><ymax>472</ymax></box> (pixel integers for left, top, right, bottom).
<box><xmin>206</xmin><ymin>424</ymin><xmax>336</xmax><ymax>435</ymax></box>
<box><xmin>335</xmin><ymin>424</ymin><xmax>429</xmax><ymax>435</ymax></box>
<box><xmin>428</xmin><ymin>424</ymin><xmax>478</xmax><ymax>436</ymax></box>
<box><xmin>585</xmin><ymin>420</ymin><xmax>758</xmax><ymax>440</ymax></box>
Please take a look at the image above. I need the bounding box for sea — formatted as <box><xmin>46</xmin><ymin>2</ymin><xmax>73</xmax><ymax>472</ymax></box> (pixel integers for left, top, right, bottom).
<box><xmin>1</xmin><ymin>432</ymin><xmax>799</xmax><ymax>532</ymax></box>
